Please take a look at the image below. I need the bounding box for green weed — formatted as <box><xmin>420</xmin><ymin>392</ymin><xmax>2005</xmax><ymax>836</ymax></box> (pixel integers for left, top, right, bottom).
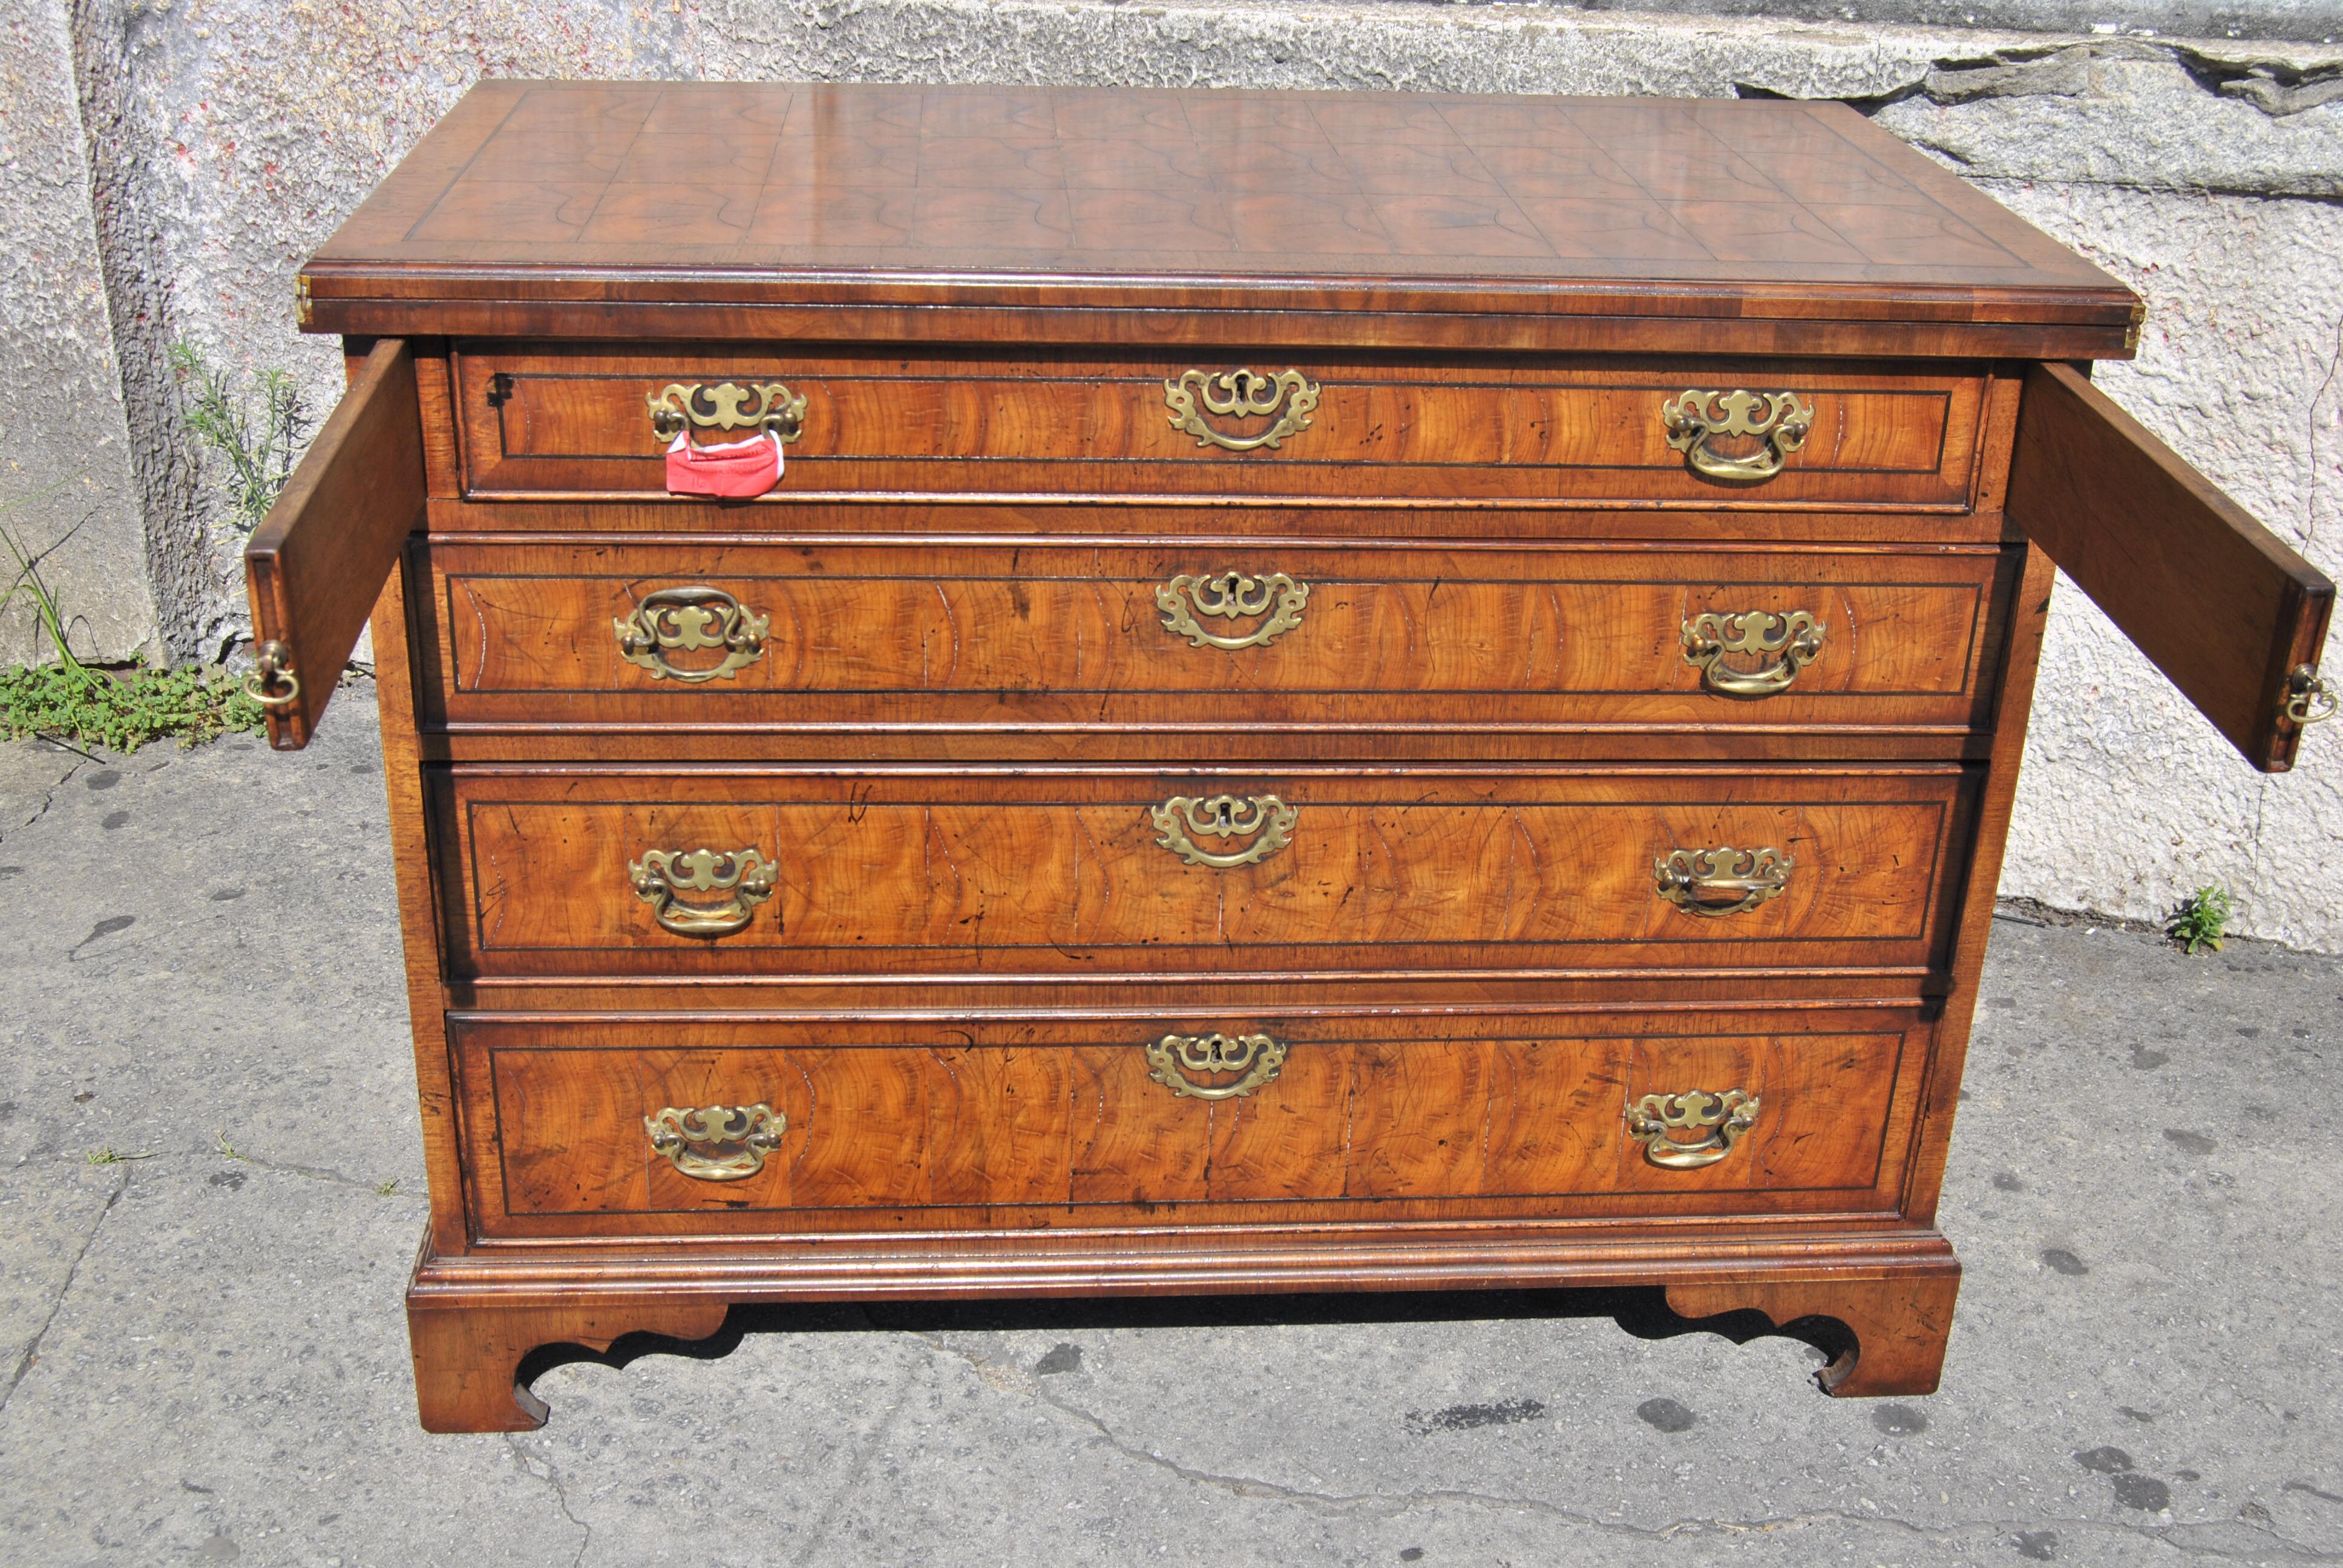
<box><xmin>85</xmin><ymin>1146</ymin><xmax>156</xmax><ymax>1165</ymax></box>
<box><xmin>169</xmin><ymin>339</ymin><xmax>309</xmax><ymax>532</ymax></box>
<box><xmin>0</xmin><ymin>657</ymin><xmax>266</xmax><ymax>752</ymax></box>
<box><xmin>374</xmin><ymin>1179</ymin><xmax>400</xmax><ymax>1196</ymax></box>
<box><xmin>2167</xmin><ymin>885</ymin><xmax>2233</xmax><ymax>955</ymax></box>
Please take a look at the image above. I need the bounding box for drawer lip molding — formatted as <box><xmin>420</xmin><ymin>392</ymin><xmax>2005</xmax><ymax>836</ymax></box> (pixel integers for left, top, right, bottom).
<box><xmin>428</xmin><ymin>763</ymin><xmax>1980</xmax><ymax>982</ymax></box>
<box><xmin>447</xmin><ymin>1004</ymin><xmax>1928</xmax><ymax>1240</ymax></box>
<box><xmin>409</xmin><ymin>538</ymin><xmax>2015</xmax><ymax>740</ymax></box>
<box><xmin>450</xmin><ymin>346</ymin><xmax>1988</xmax><ymax>511</ymax></box>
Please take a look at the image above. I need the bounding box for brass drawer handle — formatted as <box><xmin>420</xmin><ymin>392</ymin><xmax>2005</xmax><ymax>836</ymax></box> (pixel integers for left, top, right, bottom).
<box><xmin>1681</xmin><ymin>610</ymin><xmax>1826</xmax><ymax>698</ymax></box>
<box><xmin>1150</xmin><ymin>794</ymin><xmax>1297</xmax><ymax>869</ymax></box>
<box><xmin>240</xmin><ymin>639</ymin><xmax>301</xmax><ymax>710</ymax></box>
<box><xmin>646</xmin><ymin>381</ymin><xmax>806</xmax><ymax>442</ymax></box>
<box><xmin>1627</xmin><ymin>1089</ymin><xmax>1760</xmax><ymax>1169</ymax></box>
<box><xmin>1654</xmin><ymin>847</ymin><xmax>1792</xmax><ymax>918</ymax></box>
<box><xmin>2287</xmin><ymin>664</ymin><xmax>2337</xmax><ymax>727</ymax></box>
<box><xmin>1145</xmin><ymin>1032</ymin><xmax>1288</xmax><ymax>1101</ymax></box>
<box><xmin>628</xmin><ymin>848</ymin><xmax>778</xmax><ymax>938</ymax></box>
<box><xmin>614</xmin><ymin>586</ymin><xmax>770</xmax><ymax>683</ymax></box>
<box><xmin>1164</xmin><ymin>368</ymin><xmax>1320</xmax><ymax>452</ymax></box>
<box><xmin>1660</xmin><ymin>390</ymin><xmax>1812</xmax><ymax>483</ymax></box>
<box><xmin>644</xmin><ymin>1103</ymin><xmax>785</xmax><ymax>1181</ymax></box>
<box><xmin>1157</xmin><ymin>570</ymin><xmax>1311</xmax><ymax>650</ymax></box>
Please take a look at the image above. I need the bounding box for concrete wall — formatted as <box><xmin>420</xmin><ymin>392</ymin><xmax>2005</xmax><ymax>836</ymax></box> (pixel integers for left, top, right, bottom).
<box><xmin>6</xmin><ymin>0</ymin><xmax>2341</xmax><ymax>946</ymax></box>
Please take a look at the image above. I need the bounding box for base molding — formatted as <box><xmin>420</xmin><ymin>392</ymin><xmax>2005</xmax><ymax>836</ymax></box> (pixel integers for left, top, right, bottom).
<box><xmin>407</xmin><ymin>1222</ymin><xmax>1959</xmax><ymax>1432</ymax></box>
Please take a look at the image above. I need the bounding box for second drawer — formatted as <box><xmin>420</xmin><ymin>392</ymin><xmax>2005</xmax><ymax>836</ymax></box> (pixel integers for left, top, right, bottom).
<box><xmin>430</xmin><ymin>765</ymin><xmax>1978</xmax><ymax>980</ymax></box>
<box><xmin>411</xmin><ymin>540</ymin><xmax>2014</xmax><ymax>742</ymax></box>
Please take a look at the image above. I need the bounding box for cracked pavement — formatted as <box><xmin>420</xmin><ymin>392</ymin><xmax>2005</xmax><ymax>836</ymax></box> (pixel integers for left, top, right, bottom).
<box><xmin>1</xmin><ymin>688</ymin><xmax>2339</xmax><ymax>1567</ymax></box>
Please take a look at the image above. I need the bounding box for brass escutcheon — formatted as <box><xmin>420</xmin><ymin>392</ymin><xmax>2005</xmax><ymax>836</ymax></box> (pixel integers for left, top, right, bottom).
<box><xmin>1156</xmin><ymin>570</ymin><xmax>1311</xmax><ymax>650</ymax></box>
<box><xmin>1654</xmin><ymin>847</ymin><xmax>1793</xmax><ymax>918</ymax></box>
<box><xmin>241</xmin><ymin>639</ymin><xmax>301</xmax><ymax>710</ymax></box>
<box><xmin>2286</xmin><ymin>664</ymin><xmax>2337</xmax><ymax>727</ymax></box>
<box><xmin>644</xmin><ymin>1103</ymin><xmax>786</xmax><ymax>1181</ymax></box>
<box><xmin>1627</xmin><ymin>1089</ymin><xmax>1761</xmax><ymax>1169</ymax></box>
<box><xmin>1660</xmin><ymin>390</ymin><xmax>1813</xmax><ymax>483</ymax></box>
<box><xmin>1150</xmin><ymin>794</ymin><xmax>1297</xmax><ymax>869</ymax></box>
<box><xmin>1145</xmin><ymin>1032</ymin><xmax>1288</xmax><ymax>1101</ymax></box>
<box><xmin>614</xmin><ymin>586</ymin><xmax>770</xmax><ymax>683</ymax></box>
<box><xmin>1164</xmin><ymin>368</ymin><xmax>1321</xmax><ymax>452</ymax></box>
<box><xmin>1682</xmin><ymin>609</ymin><xmax>1826</xmax><ymax>698</ymax></box>
<box><xmin>628</xmin><ymin>848</ymin><xmax>779</xmax><ymax>938</ymax></box>
<box><xmin>646</xmin><ymin>381</ymin><xmax>807</xmax><ymax>442</ymax></box>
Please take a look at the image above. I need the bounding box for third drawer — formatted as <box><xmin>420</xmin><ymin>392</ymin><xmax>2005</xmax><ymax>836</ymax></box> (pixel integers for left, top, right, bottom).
<box><xmin>430</xmin><ymin>764</ymin><xmax>1980</xmax><ymax>981</ymax></box>
<box><xmin>409</xmin><ymin>539</ymin><xmax>2018</xmax><ymax>742</ymax></box>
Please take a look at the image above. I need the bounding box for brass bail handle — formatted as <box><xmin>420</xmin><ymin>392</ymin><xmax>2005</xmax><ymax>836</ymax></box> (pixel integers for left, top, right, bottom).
<box><xmin>1654</xmin><ymin>847</ymin><xmax>1794</xmax><ymax>918</ymax></box>
<box><xmin>1682</xmin><ymin>610</ymin><xmax>1826</xmax><ymax>699</ymax></box>
<box><xmin>644</xmin><ymin>1103</ymin><xmax>786</xmax><ymax>1181</ymax></box>
<box><xmin>1164</xmin><ymin>368</ymin><xmax>1322</xmax><ymax>452</ymax></box>
<box><xmin>2286</xmin><ymin>664</ymin><xmax>2337</xmax><ymax>728</ymax></box>
<box><xmin>1144</xmin><ymin>1032</ymin><xmax>1289</xmax><ymax>1100</ymax></box>
<box><xmin>1156</xmin><ymin>570</ymin><xmax>1311</xmax><ymax>650</ymax></box>
<box><xmin>1627</xmin><ymin>1089</ymin><xmax>1761</xmax><ymax>1169</ymax></box>
<box><xmin>614</xmin><ymin>586</ymin><xmax>770</xmax><ymax>683</ymax></box>
<box><xmin>628</xmin><ymin>848</ymin><xmax>779</xmax><ymax>938</ymax></box>
<box><xmin>1150</xmin><ymin>793</ymin><xmax>1298</xmax><ymax>869</ymax></box>
<box><xmin>241</xmin><ymin>639</ymin><xmax>301</xmax><ymax>710</ymax></box>
<box><xmin>646</xmin><ymin>381</ymin><xmax>807</xmax><ymax>443</ymax></box>
<box><xmin>1660</xmin><ymin>390</ymin><xmax>1812</xmax><ymax>483</ymax></box>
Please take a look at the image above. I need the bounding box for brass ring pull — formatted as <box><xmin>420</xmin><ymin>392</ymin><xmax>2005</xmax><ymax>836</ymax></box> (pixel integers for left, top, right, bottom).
<box><xmin>644</xmin><ymin>1103</ymin><xmax>785</xmax><ymax>1181</ymax></box>
<box><xmin>628</xmin><ymin>848</ymin><xmax>778</xmax><ymax>938</ymax></box>
<box><xmin>615</xmin><ymin>586</ymin><xmax>770</xmax><ymax>683</ymax></box>
<box><xmin>1157</xmin><ymin>570</ymin><xmax>1311</xmax><ymax>650</ymax></box>
<box><xmin>1660</xmin><ymin>390</ymin><xmax>1812</xmax><ymax>484</ymax></box>
<box><xmin>1627</xmin><ymin>1089</ymin><xmax>1761</xmax><ymax>1169</ymax></box>
<box><xmin>1681</xmin><ymin>610</ymin><xmax>1826</xmax><ymax>698</ymax></box>
<box><xmin>646</xmin><ymin>381</ymin><xmax>806</xmax><ymax>443</ymax></box>
<box><xmin>1150</xmin><ymin>794</ymin><xmax>1297</xmax><ymax>869</ymax></box>
<box><xmin>1655</xmin><ymin>847</ymin><xmax>1793</xmax><ymax>918</ymax></box>
<box><xmin>2286</xmin><ymin>664</ymin><xmax>2337</xmax><ymax>727</ymax></box>
<box><xmin>1145</xmin><ymin>1032</ymin><xmax>1288</xmax><ymax>1100</ymax></box>
<box><xmin>241</xmin><ymin>639</ymin><xmax>301</xmax><ymax>710</ymax></box>
<box><xmin>1164</xmin><ymin>368</ymin><xmax>1320</xmax><ymax>452</ymax></box>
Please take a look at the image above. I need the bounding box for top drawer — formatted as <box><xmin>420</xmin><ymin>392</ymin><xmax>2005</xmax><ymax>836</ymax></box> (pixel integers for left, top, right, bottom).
<box><xmin>452</xmin><ymin>345</ymin><xmax>1990</xmax><ymax>510</ymax></box>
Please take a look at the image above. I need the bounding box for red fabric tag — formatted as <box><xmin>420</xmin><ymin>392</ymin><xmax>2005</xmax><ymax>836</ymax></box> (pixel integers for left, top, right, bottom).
<box><xmin>664</xmin><ymin>431</ymin><xmax>781</xmax><ymax>497</ymax></box>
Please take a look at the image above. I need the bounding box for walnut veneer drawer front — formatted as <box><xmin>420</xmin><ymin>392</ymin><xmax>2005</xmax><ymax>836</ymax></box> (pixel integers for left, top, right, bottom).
<box><xmin>453</xmin><ymin>347</ymin><xmax>1987</xmax><ymax>509</ymax></box>
<box><xmin>452</xmin><ymin>1008</ymin><xmax>1925</xmax><ymax>1238</ymax></box>
<box><xmin>430</xmin><ymin>766</ymin><xmax>1976</xmax><ymax>981</ymax></box>
<box><xmin>414</xmin><ymin>540</ymin><xmax>2013</xmax><ymax>738</ymax></box>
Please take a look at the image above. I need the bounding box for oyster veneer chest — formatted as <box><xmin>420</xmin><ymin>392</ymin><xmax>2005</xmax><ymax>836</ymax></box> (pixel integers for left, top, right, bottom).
<box><xmin>240</xmin><ymin>80</ymin><xmax>2336</xmax><ymax>1432</ymax></box>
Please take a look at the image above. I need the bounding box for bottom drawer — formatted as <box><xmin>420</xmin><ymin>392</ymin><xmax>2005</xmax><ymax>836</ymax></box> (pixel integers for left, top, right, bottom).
<box><xmin>453</xmin><ymin>1007</ymin><xmax>1927</xmax><ymax>1240</ymax></box>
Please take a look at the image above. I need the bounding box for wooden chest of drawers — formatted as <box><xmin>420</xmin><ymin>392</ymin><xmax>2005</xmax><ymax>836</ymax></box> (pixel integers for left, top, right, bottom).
<box><xmin>243</xmin><ymin>81</ymin><xmax>2335</xmax><ymax>1432</ymax></box>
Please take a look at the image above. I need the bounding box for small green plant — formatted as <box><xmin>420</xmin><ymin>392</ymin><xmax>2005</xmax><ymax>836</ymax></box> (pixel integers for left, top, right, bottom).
<box><xmin>374</xmin><ymin>1178</ymin><xmax>400</xmax><ymax>1196</ymax></box>
<box><xmin>169</xmin><ymin>339</ymin><xmax>309</xmax><ymax>532</ymax></box>
<box><xmin>215</xmin><ymin>1131</ymin><xmax>251</xmax><ymax>1162</ymax></box>
<box><xmin>0</xmin><ymin>656</ymin><xmax>266</xmax><ymax>752</ymax></box>
<box><xmin>2168</xmin><ymin>885</ymin><xmax>2232</xmax><ymax>955</ymax></box>
<box><xmin>85</xmin><ymin>1146</ymin><xmax>156</xmax><ymax>1165</ymax></box>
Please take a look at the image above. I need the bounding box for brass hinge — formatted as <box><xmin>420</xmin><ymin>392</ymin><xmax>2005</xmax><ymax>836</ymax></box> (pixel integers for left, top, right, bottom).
<box><xmin>2123</xmin><ymin>301</ymin><xmax>2146</xmax><ymax>353</ymax></box>
<box><xmin>293</xmin><ymin>274</ymin><xmax>313</xmax><ymax>328</ymax></box>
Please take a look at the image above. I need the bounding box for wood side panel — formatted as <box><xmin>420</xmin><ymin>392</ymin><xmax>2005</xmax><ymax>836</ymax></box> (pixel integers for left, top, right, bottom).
<box><xmin>449</xmin><ymin>1007</ymin><xmax>1927</xmax><ymax>1237</ymax></box>
<box><xmin>429</xmin><ymin>766</ymin><xmax>1977</xmax><ymax>981</ymax></box>
<box><xmin>368</xmin><ymin>564</ymin><xmax>472</xmax><ymax>1259</ymax></box>
<box><xmin>1900</xmin><ymin>541</ymin><xmax>2059</xmax><ymax>1227</ymax></box>
<box><xmin>2008</xmin><ymin>362</ymin><xmax>2334</xmax><ymax>771</ymax></box>
<box><xmin>411</xmin><ymin>539</ymin><xmax>2014</xmax><ymax>740</ymax></box>
<box><xmin>454</xmin><ymin>348</ymin><xmax>1984</xmax><ymax>509</ymax></box>
<box><xmin>244</xmin><ymin>338</ymin><xmax>425</xmax><ymax>746</ymax></box>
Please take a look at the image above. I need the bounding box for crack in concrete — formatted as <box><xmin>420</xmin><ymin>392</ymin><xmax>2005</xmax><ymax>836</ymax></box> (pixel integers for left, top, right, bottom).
<box><xmin>903</xmin><ymin>1331</ymin><xmax>2341</xmax><ymax>1561</ymax></box>
<box><xmin>502</xmin><ymin>1434</ymin><xmax>593</xmax><ymax>1568</ymax></box>
<box><xmin>23</xmin><ymin>1144</ymin><xmax>407</xmax><ymax>1196</ymax></box>
<box><xmin>1</xmin><ymin>1165</ymin><xmax>125</xmax><ymax>1416</ymax></box>
<box><xmin>787</xmin><ymin>1354</ymin><xmax>921</xmax><ymax>1568</ymax></box>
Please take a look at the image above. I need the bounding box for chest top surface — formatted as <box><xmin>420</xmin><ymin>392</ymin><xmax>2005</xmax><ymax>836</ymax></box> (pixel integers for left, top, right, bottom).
<box><xmin>306</xmin><ymin>80</ymin><xmax>2134</xmax><ymax>347</ymax></box>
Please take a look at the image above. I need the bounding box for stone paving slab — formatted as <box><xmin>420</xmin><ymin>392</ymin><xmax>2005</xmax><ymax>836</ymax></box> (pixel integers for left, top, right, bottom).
<box><xmin>0</xmin><ymin>692</ymin><xmax>2338</xmax><ymax>1567</ymax></box>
